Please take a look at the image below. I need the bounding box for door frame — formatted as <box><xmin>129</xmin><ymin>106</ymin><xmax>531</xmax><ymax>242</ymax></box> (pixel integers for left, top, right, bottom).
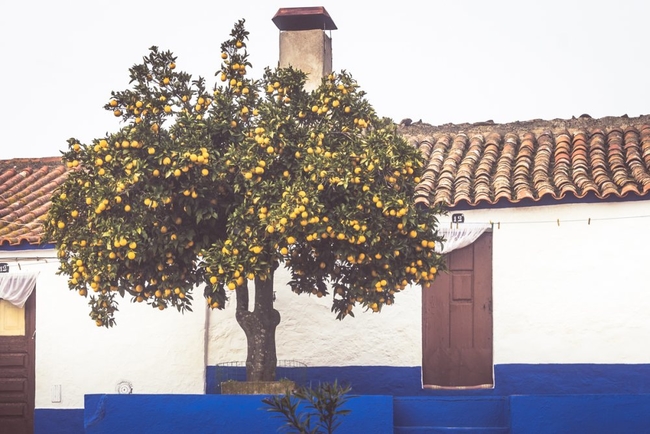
<box><xmin>0</xmin><ymin>288</ymin><xmax>36</xmax><ymax>433</ymax></box>
<box><xmin>422</xmin><ymin>231</ymin><xmax>493</xmax><ymax>389</ymax></box>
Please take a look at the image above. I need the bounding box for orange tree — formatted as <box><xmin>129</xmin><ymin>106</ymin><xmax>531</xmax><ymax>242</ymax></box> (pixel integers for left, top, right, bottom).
<box><xmin>46</xmin><ymin>20</ymin><xmax>445</xmax><ymax>381</ymax></box>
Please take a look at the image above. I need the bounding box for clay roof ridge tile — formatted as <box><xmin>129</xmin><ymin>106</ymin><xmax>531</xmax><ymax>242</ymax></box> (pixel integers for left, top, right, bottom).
<box><xmin>0</xmin><ymin>168</ymin><xmax>29</xmax><ymax>197</ymax></box>
<box><xmin>2</xmin><ymin>167</ymin><xmax>47</xmax><ymax>202</ymax></box>
<box><xmin>0</xmin><ymin>168</ymin><xmax>17</xmax><ymax>190</ymax></box>
<box><xmin>418</xmin><ymin>140</ymin><xmax>435</xmax><ymax>159</ymax></box>
<box><xmin>625</xmin><ymin>131</ymin><xmax>650</xmax><ymax>188</ymax></box>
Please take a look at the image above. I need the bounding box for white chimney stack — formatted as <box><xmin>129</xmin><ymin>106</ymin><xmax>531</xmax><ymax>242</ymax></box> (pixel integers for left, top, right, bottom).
<box><xmin>272</xmin><ymin>7</ymin><xmax>337</xmax><ymax>92</ymax></box>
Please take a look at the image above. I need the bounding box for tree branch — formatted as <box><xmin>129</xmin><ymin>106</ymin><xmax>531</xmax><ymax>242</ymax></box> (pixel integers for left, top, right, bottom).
<box><xmin>235</xmin><ymin>279</ymin><xmax>249</xmax><ymax>312</ymax></box>
<box><xmin>254</xmin><ymin>272</ymin><xmax>275</xmax><ymax>313</ymax></box>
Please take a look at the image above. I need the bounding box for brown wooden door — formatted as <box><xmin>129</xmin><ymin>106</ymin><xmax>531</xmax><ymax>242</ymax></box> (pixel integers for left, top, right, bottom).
<box><xmin>0</xmin><ymin>291</ymin><xmax>35</xmax><ymax>434</ymax></box>
<box><xmin>422</xmin><ymin>232</ymin><xmax>493</xmax><ymax>388</ymax></box>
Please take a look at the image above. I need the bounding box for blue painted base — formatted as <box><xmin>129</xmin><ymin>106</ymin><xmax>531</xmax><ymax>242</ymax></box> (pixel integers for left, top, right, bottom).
<box><xmin>35</xmin><ymin>409</ymin><xmax>84</xmax><ymax>434</ymax></box>
<box><xmin>394</xmin><ymin>396</ymin><xmax>509</xmax><ymax>428</ymax></box>
<box><xmin>70</xmin><ymin>393</ymin><xmax>650</xmax><ymax>434</ymax></box>
<box><xmin>394</xmin><ymin>394</ymin><xmax>650</xmax><ymax>433</ymax></box>
<box><xmin>83</xmin><ymin>393</ymin><xmax>392</xmax><ymax>434</ymax></box>
<box><xmin>208</xmin><ymin>363</ymin><xmax>650</xmax><ymax>396</ymax></box>
<box><xmin>509</xmin><ymin>394</ymin><xmax>650</xmax><ymax>434</ymax></box>
<box><xmin>36</xmin><ymin>364</ymin><xmax>650</xmax><ymax>434</ymax></box>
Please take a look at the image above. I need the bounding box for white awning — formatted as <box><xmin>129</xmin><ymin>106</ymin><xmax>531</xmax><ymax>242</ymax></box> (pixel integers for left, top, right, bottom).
<box><xmin>0</xmin><ymin>271</ymin><xmax>38</xmax><ymax>308</ymax></box>
<box><xmin>435</xmin><ymin>224</ymin><xmax>491</xmax><ymax>254</ymax></box>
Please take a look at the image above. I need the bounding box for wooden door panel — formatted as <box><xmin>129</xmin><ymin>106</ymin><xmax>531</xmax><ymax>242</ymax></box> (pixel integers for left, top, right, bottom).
<box><xmin>0</xmin><ymin>402</ymin><xmax>26</xmax><ymax>416</ymax></box>
<box><xmin>0</xmin><ymin>378</ymin><xmax>26</xmax><ymax>393</ymax></box>
<box><xmin>428</xmin><ymin>348</ymin><xmax>493</xmax><ymax>386</ymax></box>
<box><xmin>423</xmin><ymin>232</ymin><xmax>493</xmax><ymax>388</ymax></box>
<box><xmin>0</xmin><ymin>417</ymin><xmax>28</xmax><ymax>434</ymax></box>
<box><xmin>0</xmin><ymin>352</ymin><xmax>27</xmax><ymax>367</ymax></box>
<box><xmin>424</xmin><ymin>269</ymin><xmax>450</xmax><ymax>349</ymax></box>
<box><xmin>450</xmin><ymin>303</ymin><xmax>473</xmax><ymax>348</ymax></box>
<box><xmin>0</xmin><ymin>300</ymin><xmax>26</xmax><ymax>336</ymax></box>
<box><xmin>449</xmin><ymin>243</ymin><xmax>473</xmax><ymax>270</ymax></box>
<box><xmin>452</xmin><ymin>273</ymin><xmax>473</xmax><ymax>300</ymax></box>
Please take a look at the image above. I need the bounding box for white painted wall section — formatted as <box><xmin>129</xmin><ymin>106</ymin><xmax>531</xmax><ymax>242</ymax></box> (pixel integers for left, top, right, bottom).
<box><xmin>6</xmin><ymin>199</ymin><xmax>648</xmax><ymax>410</ymax></box>
<box><xmin>476</xmin><ymin>200</ymin><xmax>650</xmax><ymax>364</ymax></box>
<box><xmin>208</xmin><ymin>267</ymin><xmax>422</xmax><ymax>367</ymax></box>
<box><xmin>207</xmin><ymin>200</ymin><xmax>650</xmax><ymax>368</ymax></box>
<box><xmin>0</xmin><ymin>250</ymin><xmax>207</xmax><ymax>409</ymax></box>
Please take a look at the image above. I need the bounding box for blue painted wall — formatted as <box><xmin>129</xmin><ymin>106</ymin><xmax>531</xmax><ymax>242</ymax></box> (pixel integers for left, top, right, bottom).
<box><xmin>394</xmin><ymin>396</ymin><xmax>509</xmax><ymax>428</ymax></box>
<box><xmin>83</xmin><ymin>393</ymin><xmax>393</xmax><ymax>434</ymax></box>
<box><xmin>509</xmin><ymin>394</ymin><xmax>650</xmax><ymax>434</ymax></box>
<box><xmin>0</xmin><ymin>242</ymin><xmax>54</xmax><ymax>251</ymax></box>
<box><xmin>393</xmin><ymin>394</ymin><xmax>650</xmax><ymax>433</ymax></box>
<box><xmin>34</xmin><ymin>409</ymin><xmax>84</xmax><ymax>434</ymax></box>
<box><xmin>35</xmin><ymin>364</ymin><xmax>650</xmax><ymax>433</ymax></box>
<box><xmin>207</xmin><ymin>363</ymin><xmax>650</xmax><ymax>396</ymax></box>
<box><xmin>56</xmin><ymin>392</ymin><xmax>650</xmax><ymax>434</ymax></box>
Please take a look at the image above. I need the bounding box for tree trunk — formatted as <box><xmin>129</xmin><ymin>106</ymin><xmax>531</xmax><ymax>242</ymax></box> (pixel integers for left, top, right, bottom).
<box><xmin>235</xmin><ymin>271</ymin><xmax>281</xmax><ymax>381</ymax></box>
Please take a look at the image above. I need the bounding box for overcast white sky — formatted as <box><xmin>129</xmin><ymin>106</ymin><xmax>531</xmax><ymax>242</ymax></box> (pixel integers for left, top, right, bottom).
<box><xmin>1</xmin><ymin>1</ymin><xmax>648</xmax><ymax>159</ymax></box>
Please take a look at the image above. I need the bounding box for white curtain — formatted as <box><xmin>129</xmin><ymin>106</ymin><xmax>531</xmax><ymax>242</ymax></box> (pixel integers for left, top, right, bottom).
<box><xmin>0</xmin><ymin>271</ymin><xmax>38</xmax><ymax>308</ymax></box>
<box><xmin>435</xmin><ymin>224</ymin><xmax>491</xmax><ymax>254</ymax></box>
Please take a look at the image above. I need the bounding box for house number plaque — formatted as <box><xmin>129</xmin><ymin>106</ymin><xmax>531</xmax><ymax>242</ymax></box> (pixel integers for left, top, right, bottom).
<box><xmin>451</xmin><ymin>213</ymin><xmax>465</xmax><ymax>224</ymax></box>
<box><xmin>0</xmin><ymin>263</ymin><xmax>9</xmax><ymax>273</ymax></box>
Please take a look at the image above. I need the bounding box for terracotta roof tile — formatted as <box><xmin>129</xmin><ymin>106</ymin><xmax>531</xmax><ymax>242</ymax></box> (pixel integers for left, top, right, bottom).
<box><xmin>404</xmin><ymin>115</ymin><xmax>650</xmax><ymax>207</ymax></box>
<box><xmin>0</xmin><ymin>157</ymin><xmax>68</xmax><ymax>246</ymax></box>
<box><xmin>5</xmin><ymin>115</ymin><xmax>650</xmax><ymax>246</ymax></box>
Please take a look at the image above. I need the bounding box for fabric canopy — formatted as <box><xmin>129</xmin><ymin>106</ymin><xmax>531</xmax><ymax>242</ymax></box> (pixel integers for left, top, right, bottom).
<box><xmin>0</xmin><ymin>271</ymin><xmax>38</xmax><ymax>308</ymax></box>
<box><xmin>435</xmin><ymin>224</ymin><xmax>491</xmax><ymax>254</ymax></box>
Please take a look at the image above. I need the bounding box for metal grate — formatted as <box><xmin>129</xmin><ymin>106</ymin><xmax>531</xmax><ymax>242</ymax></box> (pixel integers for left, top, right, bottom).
<box><xmin>215</xmin><ymin>360</ymin><xmax>308</xmax><ymax>393</ymax></box>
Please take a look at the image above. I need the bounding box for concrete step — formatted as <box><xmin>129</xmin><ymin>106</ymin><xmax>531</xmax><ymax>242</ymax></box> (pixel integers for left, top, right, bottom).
<box><xmin>394</xmin><ymin>396</ymin><xmax>509</xmax><ymax>428</ymax></box>
<box><xmin>394</xmin><ymin>427</ymin><xmax>509</xmax><ymax>434</ymax></box>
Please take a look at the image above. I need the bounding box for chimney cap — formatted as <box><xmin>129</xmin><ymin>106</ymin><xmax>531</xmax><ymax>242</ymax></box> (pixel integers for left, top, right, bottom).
<box><xmin>272</xmin><ymin>6</ymin><xmax>337</xmax><ymax>31</ymax></box>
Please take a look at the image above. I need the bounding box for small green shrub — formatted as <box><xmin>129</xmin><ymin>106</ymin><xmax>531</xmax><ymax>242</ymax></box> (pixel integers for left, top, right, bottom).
<box><xmin>261</xmin><ymin>381</ymin><xmax>352</xmax><ymax>433</ymax></box>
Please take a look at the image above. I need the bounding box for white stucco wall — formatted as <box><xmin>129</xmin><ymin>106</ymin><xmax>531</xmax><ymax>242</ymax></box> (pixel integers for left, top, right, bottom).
<box><xmin>6</xmin><ymin>199</ymin><xmax>648</xmax><ymax>410</ymax></box>
<box><xmin>481</xmin><ymin>200</ymin><xmax>650</xmax><ymax>364</ymax></box>
<box><xmin>0</xmin><ymin>249</ymin><xmax>207</xmax><ymax>409</ymax></box>
<box><xmin>208</xmin><ymin>199</ymin><xmax>650</xmax><ymax>368</ymax></box>
<box><xmin>208</xmin><ymin>268</ymin><xmax>422</xmax><ymax>367</ymax></box>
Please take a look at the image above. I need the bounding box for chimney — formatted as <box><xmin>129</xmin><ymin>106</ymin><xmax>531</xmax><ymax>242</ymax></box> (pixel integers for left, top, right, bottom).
<box><xmin>272</xmin><ymin>7</ymin><xmax>337</xmax><ymax>92</ymax></box>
